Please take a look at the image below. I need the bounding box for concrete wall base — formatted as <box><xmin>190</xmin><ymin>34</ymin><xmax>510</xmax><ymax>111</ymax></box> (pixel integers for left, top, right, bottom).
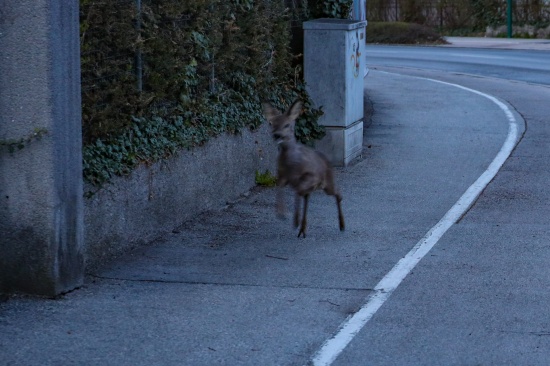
<box><xmin>316</xmin><ymin>121</ymin><xmax>364</xmax><ymax>167</ymax></box>
<box><xmin>84</xmin><ymin>124</ymin><xmax>277</xmax><ymax>270</ymax></box>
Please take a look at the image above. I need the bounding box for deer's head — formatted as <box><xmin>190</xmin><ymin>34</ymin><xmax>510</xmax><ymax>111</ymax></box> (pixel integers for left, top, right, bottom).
<box><xmin>262</xmin><ymin>100</ymin><xmax>302</xmax><ymax>145</ymax></box>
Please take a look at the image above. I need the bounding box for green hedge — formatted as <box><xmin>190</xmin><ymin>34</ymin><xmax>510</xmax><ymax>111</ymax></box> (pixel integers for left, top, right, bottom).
<box><xmin>80</xmin><ymin>0</ymin><xmax>325</xmax><ymax>188</ymax></box>
<box><xmin>367</xmin><ymin>0</ymin><xmax>550</xmax><ymax>32</ymax></box>
<box><xmin>367</xmin><ymin>22</ymin><xmax>447</xmax><ymax>44</ymax></box>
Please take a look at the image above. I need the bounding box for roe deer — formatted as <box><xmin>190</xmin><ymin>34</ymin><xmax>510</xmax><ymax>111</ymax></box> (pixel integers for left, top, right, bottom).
<box><xmin>262</xmin><ymin>100</ymin><xmax>345</xmax><ymax>238</ymax></box>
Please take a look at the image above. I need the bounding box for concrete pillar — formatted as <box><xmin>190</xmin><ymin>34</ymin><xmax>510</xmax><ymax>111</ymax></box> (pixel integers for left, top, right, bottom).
<box><xmin>0</xmin><ymin>0</ymin><xmax>84</xmax><ymax>296</ymax></box>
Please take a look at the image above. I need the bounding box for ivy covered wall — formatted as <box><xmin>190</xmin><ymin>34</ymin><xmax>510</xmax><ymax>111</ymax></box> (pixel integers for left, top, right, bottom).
<box><xmin>80</xmin><ymin>0</ymin><xmax>333</xmax><ymax>187</ymax></box>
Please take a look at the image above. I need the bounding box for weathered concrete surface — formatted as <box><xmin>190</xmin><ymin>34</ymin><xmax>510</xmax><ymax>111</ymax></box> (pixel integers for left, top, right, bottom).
<box><xmin>304</xmin><ymin>19</ymin><xmax>367</xmax><ymax>127</ymax></box>
<box><xmin>0</xmin><ymin>1</ymin><xmax>84</xmax><ymax>295</ymax></box>
<box><xmin>304</xmin><ymin>19</ymin><xmax>367</xmax><ymax>166</ymax></box>
<box><xmin>84</xmin><ymin>123</ymin><xmax>277</xmax><ymax>270</ymax></box>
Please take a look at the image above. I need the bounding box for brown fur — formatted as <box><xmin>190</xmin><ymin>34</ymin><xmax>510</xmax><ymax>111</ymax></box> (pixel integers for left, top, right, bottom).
<box><xmin>263</xmin><ymin>100</ymin><xmax>345</xmax><ymax>238</ymax></box>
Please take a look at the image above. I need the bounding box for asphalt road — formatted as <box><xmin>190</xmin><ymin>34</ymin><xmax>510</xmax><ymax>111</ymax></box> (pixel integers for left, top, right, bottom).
<box><xmin>365</xmin><ymin>44</ymin><xmax>550</xmax><ymax>85</ymax></box>
<box><xmin>1</xmin><ymin>44</ymin><xmax>549</xmax><ymax>365</ymax></box>
<box><xmin>352</xmin><ymin>45</ymin><xmax>550</xmax><ymax>364</ymax></box>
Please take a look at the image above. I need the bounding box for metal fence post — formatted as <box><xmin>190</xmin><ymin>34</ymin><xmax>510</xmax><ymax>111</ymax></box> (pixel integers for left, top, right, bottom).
<box><xmin>507</xmin><ymin>0</ymin><xmax>513</xmax><ymax>38</ymax></box>
<box><xmin>136</xmin><ymin>0</ymin><xmax>143</xmax><ymax>92</ymax></box>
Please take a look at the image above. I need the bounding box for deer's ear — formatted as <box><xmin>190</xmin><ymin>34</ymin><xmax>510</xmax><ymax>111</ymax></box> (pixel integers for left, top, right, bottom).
<box><xmin>287</xmin><ymin>100</ymin><xmax>302</xmax><ymax>121</ymax></box>
<box><xmin>262</xmin><ymin>103</ymin><xmax>279</xmax><ymax>124</ymax></box>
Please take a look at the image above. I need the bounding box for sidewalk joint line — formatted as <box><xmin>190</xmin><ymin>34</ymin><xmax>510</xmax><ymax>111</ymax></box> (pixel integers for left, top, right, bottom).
<box><xmin>88</xmin><ymin>274</ymin><xmax>374</xmax><ymax>292</ymax></box>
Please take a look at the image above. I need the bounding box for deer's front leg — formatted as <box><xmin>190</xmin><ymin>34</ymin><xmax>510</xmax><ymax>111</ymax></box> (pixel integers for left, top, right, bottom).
<box><xmin>297</xmin><ymin>194</ymin><xmax>309</xmax><ymax>238</ymax></box>
<box><xmin>276</xmin><ymin>177</ymin><xmax>287</xmax><ymax>220</ymax></box>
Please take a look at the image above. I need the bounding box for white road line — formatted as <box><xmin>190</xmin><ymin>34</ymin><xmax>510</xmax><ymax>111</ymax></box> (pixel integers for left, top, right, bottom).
<box><xmin>310</xmin><ymin>74</ymin><xmax>522</xmax><ymax>366</ymax></box>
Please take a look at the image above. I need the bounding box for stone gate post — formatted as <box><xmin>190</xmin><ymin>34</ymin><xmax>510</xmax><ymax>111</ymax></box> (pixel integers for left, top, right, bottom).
<box><xmin>0</xmin><ymin>0</ymin><xmax>84</xmax><ymax>296</ymax></box>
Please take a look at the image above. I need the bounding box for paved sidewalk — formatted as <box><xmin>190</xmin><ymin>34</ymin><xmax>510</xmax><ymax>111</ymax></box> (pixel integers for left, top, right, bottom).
<box><xmin>443</xmin><ymin>36</ymin><xmax>550</xmax><ymax>50</ymax></box>
<box><xmin>0</xmin><ymin>71</ymin><xmax>518</xmax><ymax>365</ymax></box>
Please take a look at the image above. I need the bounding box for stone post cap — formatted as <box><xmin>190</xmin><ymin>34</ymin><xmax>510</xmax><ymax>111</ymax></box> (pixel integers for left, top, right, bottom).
<box><xmin>303</xmin><ymin>18</ymin><xmax>367</xmax><ymax>31</ymax></box>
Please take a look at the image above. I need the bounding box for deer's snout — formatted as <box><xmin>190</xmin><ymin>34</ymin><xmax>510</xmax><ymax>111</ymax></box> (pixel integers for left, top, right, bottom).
<box><xmin>272</xmin><ymin>130</ymin><xmax>287</xmax><ymax>144</ymax></box>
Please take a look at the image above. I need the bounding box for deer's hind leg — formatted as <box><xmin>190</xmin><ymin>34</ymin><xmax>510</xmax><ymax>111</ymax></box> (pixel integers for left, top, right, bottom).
<box><xmin>293</xmin><ymin>193</ymin><xmax>301</xmax><ymax>228</ymax></box>
<box><xmin>335</xmin><ymin>193</ymin><xmax>345</xmax><ymax>231</ymax></box>
<box><xmin>324</xmin><ymin>180</ymin><xmax>345</xmax><ymax>232</ymax></box>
